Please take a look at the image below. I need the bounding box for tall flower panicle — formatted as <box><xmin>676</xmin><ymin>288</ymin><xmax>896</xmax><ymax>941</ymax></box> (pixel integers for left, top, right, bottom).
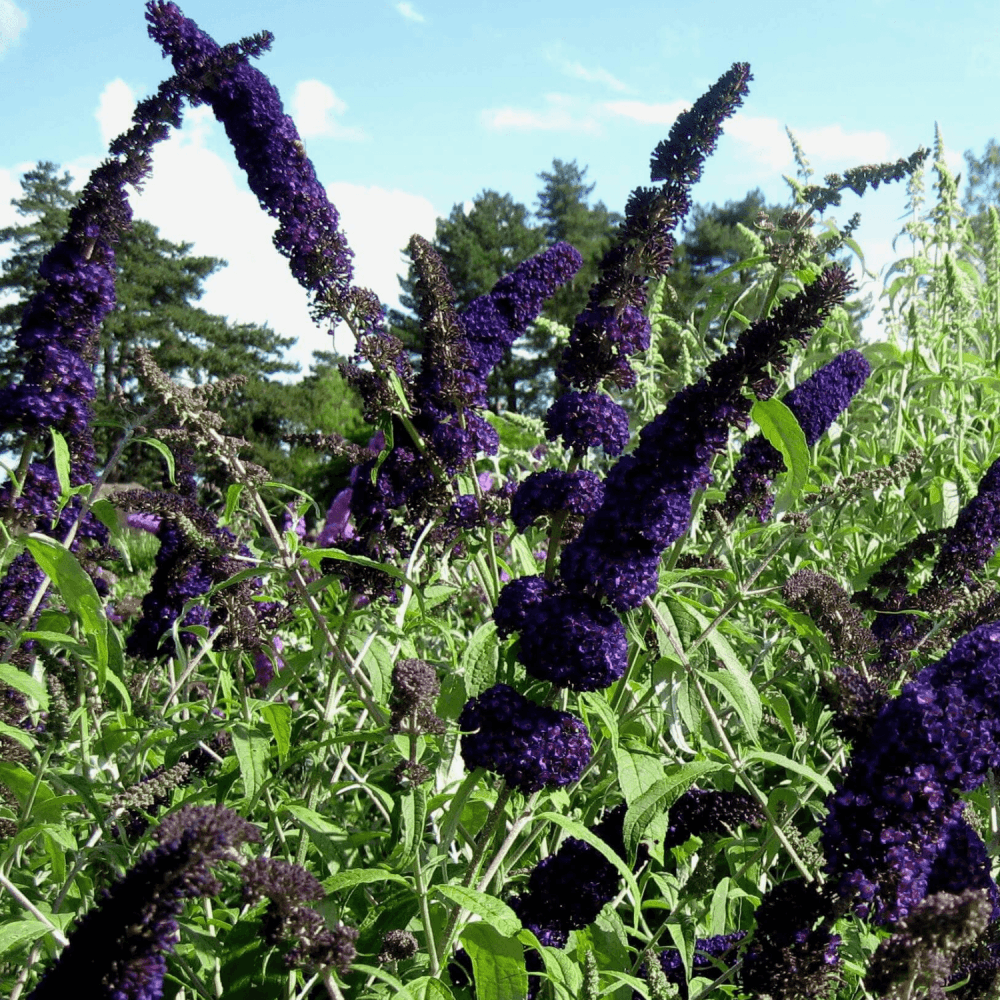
<box><xmin>458</xmin><ymin>683</ymin><xmax>591</xmax><ymax>792</ymax></box>
<box><xmin>714</xmin><ymin>349</ymin><xmax>871</xmax><ymax>522</ymax></box>
<box><xmin>822</xmin><ymin>622</ymin><xmax>1000</xmax><ymax>924</ymax></box>
<box><xmin>560</xmin><ymin>265</ymin><xmax>854</xmax><ymax>611</ymax></box>
<box><xmin>0</xmin><ymin>83</ymin><xmax>183</xmax><ymax>634</ymax></box>
<box><xmin>28</xmin><ymin>805</ymin><xmax>259</xmax><ymax>1000</ymax></box>
<box><xmin>144</xmin><ymin>3</ymin><xmax>370</xmax><ymax>328</ymax></box>
<box><xmin>546</xmin><ymin>63</ymin><xmax>751</xmax><ymax>464</ymax></box>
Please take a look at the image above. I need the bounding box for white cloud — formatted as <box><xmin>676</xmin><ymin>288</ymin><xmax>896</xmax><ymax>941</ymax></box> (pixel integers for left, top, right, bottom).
<box><xmin>96</xmin><ymin>78</ymin><xmax>138</xmax><ymax>148</ymax></box>
<box><xmin>395</xmin><ymin>1</ymin><xmax>424</xmax><ymax>22</ymax></box>
<box><xmin>0</xmin><ymin>0</ymin><xmax>27</xmax><ymax>59</ymax></box>
<box><xmin>603</xmin><ymin>99</ymin><xmax>689</xmax><ymax>125</ymax></box>
<box><xmin>724</xmin><ymin>114</ymin><xmax>893</xmax><ymax>173</ymax></box>
<box><xmin>0</xmin><ymin>164</ymin><xmax>24</xmax><ymax>229</ymax></box>
<box><xmin>291</xmin><ymin>80</ymin><xmax>365</xmax><ymax>141</ymax></box>
<box><xmin>542</xmin><ymin>46</ymin><xmax>629</xmax><ymax>94</ymax></box>
<box><xmin>481</xmin><ymin>94</ymin><xmax>601</xmax><ymax>134</ymax></box>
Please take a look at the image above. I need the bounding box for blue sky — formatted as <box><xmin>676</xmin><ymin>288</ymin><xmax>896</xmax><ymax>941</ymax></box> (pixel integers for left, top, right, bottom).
<box><xmin>2</xmin><ymin>0</ymin><xmax>998</xmax><ymax>372</ymax></box>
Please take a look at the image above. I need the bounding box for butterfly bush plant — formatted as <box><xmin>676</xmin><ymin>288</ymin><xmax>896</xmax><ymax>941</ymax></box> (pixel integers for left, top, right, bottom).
<box><xmin>4</xmin><ymin>5</ymin><xmax>1000</xmax><ymax>1000</ymax></box>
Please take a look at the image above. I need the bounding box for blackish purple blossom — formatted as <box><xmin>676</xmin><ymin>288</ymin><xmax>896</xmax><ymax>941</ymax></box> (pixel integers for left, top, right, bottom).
<box><xmin>493</xmin><ymin>575</ymin><xmax>558</xmax><ymax>639</ymax></box>
<box><xmin>146</xmin><ymin>2</ymin><xmax>358</xmax><ymax>324</ymax></box>
<box><xmin>510</xmin><ymin>470</ymin><xmax>605</xmax><ymax>531</ymax></box>
<box><xmin>740</xmin><ymin>880</ymin><xmax>842</xmax><ymax>1000</ymax></box>
<box><xmin>664</xmin><ymin>787</ymin><xmax>763</xmax><ymax>848</ymax></box>
<box><xmin>458</xmin><ymin>683</ymin><xmax>591</xmax><ymax>792</ymax></box>
<box><xmin>644</xmin><ymin>932</ymin><xmax>746</xmax><ymax>994</ymax></box>
<box><xmin>559</xmin><ymin>267</ymin><xmax>853</xmax><ymax>611</ymax></box>
<box><xmin>459</xmin><ymin>243</ymin><xmax>583</xmax><ymax>382</ymax></box>
<box><xmin>28</xmin><ymin>805</ymin><xmax>258</xmax><ymax>1000</ymax></box>
<box><xmin>516</xmin><ymin>593</ymin><xmax>627</xmax><ymax>691</ymax></box>
<box><xmin>716</xmin><ymin>349</ymin><xmax>871</xmax><ymax>522</ymax></box>
<box><xmin>932</xmin><ymin>456</ymin><xmax>1000</xmax><ymax>588</ymax></box>
<box><xmin>544</xmin><ymin>391</ymin><xmax>630</xmax><ymax>457</ymax></box>
<box><xmin>822</xmin><ymin>622</ymin><xmax>1000</xmax><ymax>924</ymax></box>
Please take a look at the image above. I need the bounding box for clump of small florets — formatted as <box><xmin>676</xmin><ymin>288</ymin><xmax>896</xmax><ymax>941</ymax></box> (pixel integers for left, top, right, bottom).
<box><xmin>510</xmin><ymin>469</ymin><xmax>605</xmax><ymax>532</ymax></box>
<box><xmin>740</xmin><ymin>880</ymin><xmax>842</xmax><ymax>1000</ymax></box>
<box><xmin>865</xmin><ymin>889</ymin><xmax>992</xmax><ymax>1000</ymax></box>
<box><xmin>28</xmin><ymin>805</ymin><xmax>259</xmax><ymax>1000</ymax></box>
<box><xmin>458</xmin><ymin>684</ymin><xmax>591</xmax><ymax>792</ymax></box>
<box><xmin>664</xmin><ymin>787</ymin><xmax>763</xmax><ymax>848</ymax></box>
<box><xmin>493</xmin><ymin>575</ymin><xmax>558</xmax><ymax>639</ymax></box>
<box><xmin>516</xmin><ymin>593</ymin><xmax>627</xmax><ymax>691</ymax></box>
<box><xmin>241</xmin><ymin>856</ymin><xmax>358</xmax><ymax>973</ymax></box>
<box><xmin>714</xmin><ymin>350</ymin><xmax>871</xmax><ymax>522</ymax></box>
<box><xmin>783</xmin><ymin>569</ymin><xmax>876</xmax><ymax>668</ymax></box>
<box><xmin>390</xmin><ymin>659</ymin><xmax>444</xmax><ymax>735</ymax></box>
<box><xmin>379</xmin><ymin>929</ymin><xmax>419</xmax><ymax>964</ymax></box>
<box><xmin>544</xmin><ymin>390</ymin><xmax>631</xmax><ymax>457</ymax></box>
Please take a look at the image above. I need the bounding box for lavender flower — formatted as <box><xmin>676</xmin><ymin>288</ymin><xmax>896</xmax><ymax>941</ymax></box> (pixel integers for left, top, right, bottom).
<box><xmin>715</xmin><ymin>349</ymin><xmax>871</xmax><ymax>522</ymax></box>
<box><xmin>931</xmin><ymin>455</ymin><xmax>1000</xmax><ymax>588</ymax></box>
<box><xmin>510</xmin><ymin>470</ymin><xmax>605</xmax><ymax>532</ymax></box>
<box><xmin>458</xmin><ymin>683</ymin><xmax>591</xmax><ymax>792</ymax></box>
<box><xmin>28</xmin><ymin>806</ymin><xmax>259</xmax><ymax>1000</ymax></box>
<box><xmin>516</xmin><ymin>593</ymin><xmax>627</xmax><ymax>691</ymax></box>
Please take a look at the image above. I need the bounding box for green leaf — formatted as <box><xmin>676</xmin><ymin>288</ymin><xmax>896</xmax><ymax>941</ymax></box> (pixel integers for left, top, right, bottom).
<box><xmin>0</xmin><ymin>919</ymin><xmax>52</xmax><ymax>956</ymax></box>
<box><xmin>750</xmin><ymin>396</ymin><xmax>809</xmax><ymax>514</ymax></box>
<box><xmin>746</xmin><ymin>750</ymin><xmax>834</xmax><ymax>794</ymax></box>
<box><xmin>0</xmin><ymin>662</ymin><xmax>48</xmax><ymax>709</ymax></box>
<box><xmin>623</xmin><ymin>761</ymin><xmax>724</xmax><ymax>859</ymax></box>
<box><xmin>535</xmin><ymin>811</ymin><xmax>642</xmax><ymax>911</ymax></box>
<box><xmin>223</xmin><ymin>483</ymin><xmax>244</xmax><ymax>523</ymax></box>
<box><xmin>49</xmin><ymin>428</ymin><xmax>71</xmax><ymax>497</ymax></box>
<box><xmin>435</xmin><ymin>884</ymin><xmax>521</xmax><ymax>936</ymax></box>
<box><xmin>351</xmin><ymin>963</ymin><xmax>416</xmax><ymax>1000</ymax></box>
<box><xmin>259</xmin><ymin>703</ymin><xmax>291</xmax><ymax>762</ymax></box>
<box><xmin>24</xmin><ymin>534</ymin><xmax>107</xmax><ymax>673</ymax></box>
<box><xmin>406</xmin><ymin>977</ymin><xmax>455</xmax><ymax>1000</ymax></box>
<box><xmin>581</xmin><ymin>691</ymin><xmax>619</xmax><ymax>751</ymax></box>
<box><xmin>392</xmin><ymin>786</ymin><xmax>427</xmax><ymax>871</ymax></box>
<box><xmin>324</xmin><ymin>868</ymin><xmax>409</xmax><ymax>892</ymax></box>
<box><xmin>461</xmin><ymin>922</ymin><xmax>527</xmax><ymax>1000</ymax></box>
<box><xmin>462</xmin><ymin>621</ymin><xmax>499</xmax><ymax>699</ymax></box>
<box><xmin>134</xmin><ymin>436</ymin><xmax>175</xmax><ymax>484</ymax></box>
<box><xmin>0</xmin><ymin>717</ymin><xmax>35</xmax><ymax>750</ymax></box>
<box><xmin>700</xmin><ymin>669</ymin><xmax>762</xmax><ymax>744</ymax></box>
<box><xmin>230</xmin><ymin>722</ymin><xmax>269</xmax><ymax>801</ymax></box>
<box><xmin>613</xmin><ymin>746</ymin><xmax>666</xmax><ymax>808</ymax></box>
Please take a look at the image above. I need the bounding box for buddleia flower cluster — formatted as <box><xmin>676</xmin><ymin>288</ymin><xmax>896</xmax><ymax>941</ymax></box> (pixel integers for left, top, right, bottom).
<box><xmin>711</xmin><ymin>348</ymin><xmax>872</xmax><ymax>523</ymax></box>
<box><xmin>821</xmin><ymin>622</ymin><xmax>1000</xmax><ymax>925</ymax></box>
<box><xmin>28</xmin><ymin>805</ymin><xmax>260</xmax><ymax>1000</ymax></box>
<box><xmin>0</xmin><ymin>81</ymin><xmax>185</xmax><ymax>636</ymax></box>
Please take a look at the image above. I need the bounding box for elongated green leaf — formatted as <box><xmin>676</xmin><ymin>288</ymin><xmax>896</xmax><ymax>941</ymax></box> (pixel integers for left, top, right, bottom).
<box><xmin>324</xmin><ymin>868</ymin><xmax>409</xmax><ymax>892</ymax></box>
<box><xmin>231</xmin><ymin>722</ymin><xmax>269</xmax><ymax>801</ymax></box>
<box><xmin>407</xmin><ymin>977</ymin><xmax>455</xmax><ymax>1000</ymax></box>
<box><xmin>623</xmin><ymin>761</ymin><xmax>724</xmax><ymax>858</ymax></box>
<box><xmin>461</xmin><ymin>922</ymin><xmax>527</xmax><ymax>1000</ymax></box>
<box><xmin>351</xmin><ymin>963</ymin><xmax>416</xmax><ymax>1000</ymax></box>
<box><xmin>134</xmin><ymin>436</ymin><xmax>175</xmax><ymax>484</ymax></box>
<box><xmin>436</xmin><ymin>884</ymin><xmax>521</xmax><ymax>937</ymax></box>
<box><xmin>49</xmin><ymin>428</ymin><xmax>71</xmax><ymax>496</ymax></box>
<box><xmin>462</xmin><ymin>621</ymin><xmax>498</xmax><ymax>699</ymax></box>
<box><xmin>0</xmin><ymin>919</ymin><xmax>52</xmax><ymax>956</ymax></box>
<box><xmin>746</xmin><ymin>750</ymin><xmax>834</xmax><ymax>794</ymax></box>
<box><xmin>0</xmin><ymin>662</ymin><xmax>48</xmax><ymax>709</ymax></box>
<box><xmin>701</xmin><ymin>669</ymin><xmax>761</xmax><ymax>744</ymax></box>
<box><xmin>24</xmin><ymin>534</ymin><xmax>107</xmax><ymax>672</ymax></box>
<box><xmin>750</xmin><ymin>396</ymin><xmax>809</xmax><ymax>513</ymax></box>
<box><xmin>259</xmin><ymin>703</ymin><xmax>290</xmax><ymax>762</ymax></box>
